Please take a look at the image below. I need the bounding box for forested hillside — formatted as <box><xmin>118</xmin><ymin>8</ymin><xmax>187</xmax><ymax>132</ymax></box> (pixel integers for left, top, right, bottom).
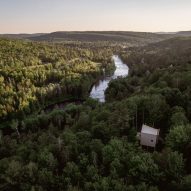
<box><xmin>28</xmin><ymin>31</ymin><xmax>171</xmax><ymax>46</ymax></box>
<box><xmin>2</xmin><ymin>31</ymin><xmax>191</xmax><ymax>45</ymax></box>
<box><xmin>105</xmin><ymin>37</ymin><xmax>191</xmax><ymax>189</ymax></box>
<box><xmin>0</xmin><ymin>37</ymin><xmax>191</xmax><ymax>191</ymax></box>
<box><xmin>106</xmin><ymin>37</ymin><xmax>191</xmax><ymax>136</ymax></box>
<box><xmin>0</xmin><ymin>38</ymin><xmax>114</xmax><ymax>127</ymax></box>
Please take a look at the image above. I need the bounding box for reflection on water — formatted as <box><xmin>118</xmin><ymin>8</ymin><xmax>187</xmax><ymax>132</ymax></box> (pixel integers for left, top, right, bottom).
<box><xmin>90</xmin><ymin>55</ymin><xmax>129</xmax><ymax>102</ymax></box>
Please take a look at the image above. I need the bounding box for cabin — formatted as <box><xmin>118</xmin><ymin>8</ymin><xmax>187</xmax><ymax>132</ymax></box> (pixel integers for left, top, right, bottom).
<box><xmin>139</xmin><ymin>124</ymin><xmax>160</xmax><ymax>148</ymax></box>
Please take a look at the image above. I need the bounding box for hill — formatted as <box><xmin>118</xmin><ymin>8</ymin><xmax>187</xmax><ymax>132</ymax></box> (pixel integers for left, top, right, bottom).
<box><xmin>28</xmin><ymin>31</ymin><xmax>171</xmax><ymax>45</ymax></box>
<box><xmin>0</xmin><ymin>33</ymin><xmax>46</xmax><ymax>39</ymax></box>
<box><xmin>176</xmin><ymin>31</ymin><xmax>191</xmax><ymax>37</ymax></box>
<box><xmin>1</xmin><ymin>30</ymin><xmax>191</xmax><ymax>46</ymax></box>
<box><xmin>0</xmin><ymin>38</ymin><xmax>115</xmax><ymax>125</ymax></box>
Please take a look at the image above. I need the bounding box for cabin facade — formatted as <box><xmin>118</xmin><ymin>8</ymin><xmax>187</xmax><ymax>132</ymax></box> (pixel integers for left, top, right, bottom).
<box><xmin>140</xmin><ymin>124</ymin><xmax>160</xmax><ymax>148</ymax></box>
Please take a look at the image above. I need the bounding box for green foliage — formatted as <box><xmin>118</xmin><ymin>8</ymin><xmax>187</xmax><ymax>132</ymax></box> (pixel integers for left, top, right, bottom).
<box><xmin>0</xmin><ymin>37</ymin><xmax>191</xmax><ymax>191</ymax></box>
<box><xmin>169</xmin><ymin>107</ymin><xmax>188</xmax><ymax>127</ymax></box>
<box><xmin>0</xmin><ymin>38</ymin><xmax>114</xmax><ymax>125</ymax></box>
<box><xmin>164</xmin><ymin>151</ymin><xmax>185</xmax><ymax>181</ymax></box>
<box><xmin>166</xmin><ymin>125</ymin><xmax>191</xmax><ymax>153</ymax></box>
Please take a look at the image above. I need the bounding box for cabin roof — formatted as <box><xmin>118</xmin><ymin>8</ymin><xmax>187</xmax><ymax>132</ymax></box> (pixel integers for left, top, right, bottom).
<box><xmin>141</xmin><ymin>124</ymin><xmax>159</xmax><ymax>136</ymax></box>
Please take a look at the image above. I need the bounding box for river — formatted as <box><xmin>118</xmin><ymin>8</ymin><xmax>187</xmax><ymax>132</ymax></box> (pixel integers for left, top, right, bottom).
<box><xmin>90</xmin><ymin>55</ymin><xmax>129</xmax><ymax>102</ymax></box>
<box><xmin>38</xmin><ymin>56</ymin><xmax>128</xmax><ymax>113</ymax></box>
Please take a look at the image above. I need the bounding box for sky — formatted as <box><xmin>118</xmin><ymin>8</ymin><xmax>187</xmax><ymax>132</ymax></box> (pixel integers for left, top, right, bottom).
<box><xmin>0</xmin><ymin>0</ymin><xmax>191</xmax><ymax>33</ymax></box>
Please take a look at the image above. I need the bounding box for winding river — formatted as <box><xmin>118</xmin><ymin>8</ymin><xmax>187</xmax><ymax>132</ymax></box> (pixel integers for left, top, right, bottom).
<box><xmin>90</xmin><ymin>55</ymin><xmax>129</xmax><ymax>102</ymax></box>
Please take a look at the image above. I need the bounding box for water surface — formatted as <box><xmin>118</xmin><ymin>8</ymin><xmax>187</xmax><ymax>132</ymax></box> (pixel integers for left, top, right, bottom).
<box><xmin>90</xmin><ymin>55</ymin><xmax>129</xmax><ymax>102</ymax></box>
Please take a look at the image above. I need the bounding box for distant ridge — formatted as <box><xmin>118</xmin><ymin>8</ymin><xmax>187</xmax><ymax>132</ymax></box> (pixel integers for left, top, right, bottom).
<box><xmin>156</xmin><ymin>32</ymin><xmax>177</xmax><ymax>34</ymax></box>
<box><xmin>0</xmin><ymin>33</ymin><xmax>46</xmax><ymax>39</ymax></box>
<box><xmin>176</xmin><ymin>31</ymin><xmax>191</xmax><ymax>36</ymax></box>
<box><xmin>27</xmin><ymin>31</ymin><xmax>172</xmax><ymax>45</ymax></box>
<box><xmin>1</xmin><ymin>30</ymin><xmax>191</xmax><ymax>45</ymax></box>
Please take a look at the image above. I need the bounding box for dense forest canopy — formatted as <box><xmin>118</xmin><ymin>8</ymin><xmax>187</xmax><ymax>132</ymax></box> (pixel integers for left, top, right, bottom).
<box><xmin>0</xmin><ymin>38</ymin><xmax>116</xmax><ymax>126</ymax></box>
<box><xmin>0</xmin><ymin>36</ymin><xmax>191</xmax><ymax>191</ymax></box>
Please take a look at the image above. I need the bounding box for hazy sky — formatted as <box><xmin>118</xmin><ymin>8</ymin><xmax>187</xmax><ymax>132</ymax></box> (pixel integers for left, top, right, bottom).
<box><xmin>0</xmin><ymin>0</ymin><xmax>191</xmax><ymax>33</ymax></box>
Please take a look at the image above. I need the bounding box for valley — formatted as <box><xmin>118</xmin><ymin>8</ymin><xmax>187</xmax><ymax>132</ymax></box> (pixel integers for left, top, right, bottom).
<box><xmin>0</xmin><ymin>33</ymin><xmax>191</xmax><ymax>191</ymax></box>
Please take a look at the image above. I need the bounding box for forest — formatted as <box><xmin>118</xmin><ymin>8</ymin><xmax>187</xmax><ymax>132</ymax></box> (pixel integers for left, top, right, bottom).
<box><xmin>0</xmin><ymin>38</ymin><xmax>115</xmax><ymax>127</ymax></box>
<box><xmin>0</xmin><ymin>36</ymin><xmax>191</xmax><ymax>191</ymax></box>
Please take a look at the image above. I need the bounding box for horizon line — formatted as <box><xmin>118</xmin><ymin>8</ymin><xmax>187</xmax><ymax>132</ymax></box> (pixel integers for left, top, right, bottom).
<box><xmin>1</xmin><ymin>30</ymin><xmax>191</xmax><ymax>35</ymax></box>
